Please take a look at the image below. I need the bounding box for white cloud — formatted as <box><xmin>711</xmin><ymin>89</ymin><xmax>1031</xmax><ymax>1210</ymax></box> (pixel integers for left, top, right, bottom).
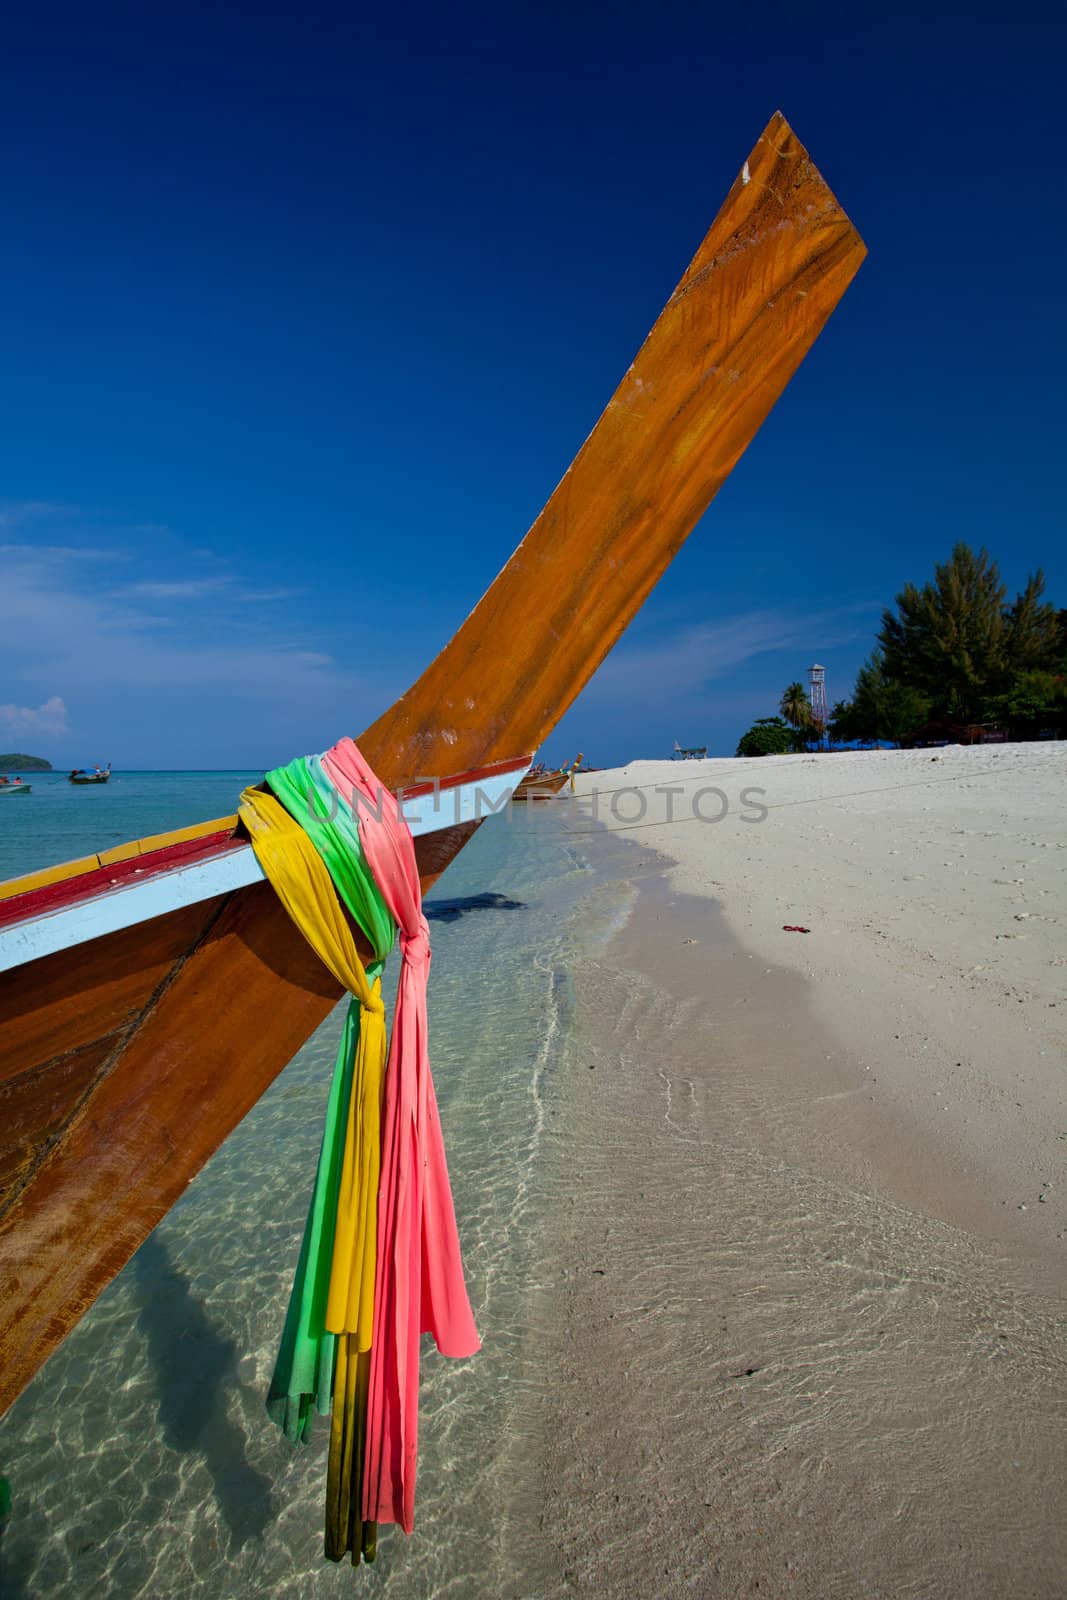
<box><xmin>117</xmin><ymin>578</ymin><xmax>233</xmax><ymax>601</ymax></box>
<box><xmin>0</xmin><ymin>695</ymin><xmax>69</xmax><ymax>736</ymax></box>
<box><xmin>114</xmin><ymin>577</ymin><xmax>305</xmax><ymax>604</ymax></box>
<box><xmin>0</xmin><ymin>501</ymin><xmax>72</xmax><ymax>529</ymax></box>
<box><xmin>0</xmin><ymin>542</ymin><xmax>370</xmax><ymax>713</ymax></box>
<box><xmin>0</xmin><ymin>543</ymin><xmax>124</xmax><ymax>562</ymax></box>
<box><xmin>237</xmin><ymin>586</ymin><xmax>307</xmax><ymax>604</ymax></box>
<box><xmin>0</xmin><ymin>514</ymin><xmax>405</xmax><ymax>763</ymax></box>
<box><xmin>582</xmin><ymin>604</ymin><xmax>877</xmax><ymax>711</ymax></box>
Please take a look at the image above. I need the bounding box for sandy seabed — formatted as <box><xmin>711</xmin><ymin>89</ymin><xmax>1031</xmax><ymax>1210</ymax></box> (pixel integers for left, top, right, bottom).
<box><xmin>2</xmin><ymin>746</ymin><xmax>1063</xmax><ymax>1600</ymax></box>
<box><xmin>522</xmin><ymin>744</ymin><xmax>1066</xmax><ymax>1599</ymax></box>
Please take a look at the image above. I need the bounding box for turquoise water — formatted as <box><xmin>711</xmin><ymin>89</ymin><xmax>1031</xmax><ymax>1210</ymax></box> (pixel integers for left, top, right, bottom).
<box><xmin>0</xmin><ymin>773</ymin><xmax>637</xmax><ymax>1598</ymax></box>
<box><xmin>0</xmin><ymin>771</ymin><xmax>264</xmax><ymax>883</ymax></box>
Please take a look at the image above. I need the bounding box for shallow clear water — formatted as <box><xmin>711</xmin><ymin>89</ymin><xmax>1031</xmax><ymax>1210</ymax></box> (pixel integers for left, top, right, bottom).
<box><xmin>10</xmin><ymin>781</ymin><xmax>1058</xmax><ymax>1597</ymax></box>
<box><xmin>0</xmin><ymin>780</ymin><xmax>637</xmax><ymax>1598</ymax></box>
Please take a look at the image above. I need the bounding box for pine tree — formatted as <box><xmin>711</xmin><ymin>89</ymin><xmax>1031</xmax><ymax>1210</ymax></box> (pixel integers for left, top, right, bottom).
<box><xmin>1003</xmin><ymin>572</ymin><xmax>1060</xmax><ymax>675</ymax></box>
<box><xmin>840</xmin><ymin>652</ymin><xmax>932</xmax><ymax>745</ymax></box>
<box><xmin>878</xmin><ymin>543</ymin><xmax>1008</xmax><ymax>721</ymax></box>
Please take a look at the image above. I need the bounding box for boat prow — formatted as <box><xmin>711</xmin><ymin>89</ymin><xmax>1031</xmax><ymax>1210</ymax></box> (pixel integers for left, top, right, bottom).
<box><xmin>0</xmin><ymin>112</ymin><xmax>866</xmax><ymax>1417</ymax></box>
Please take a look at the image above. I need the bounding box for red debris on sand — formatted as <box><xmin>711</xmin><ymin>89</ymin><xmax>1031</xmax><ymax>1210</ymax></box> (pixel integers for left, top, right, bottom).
<box><xmin>782</xmin><ymin>924</ymin><xmax>811</xmax><ymax>934</ymax></box>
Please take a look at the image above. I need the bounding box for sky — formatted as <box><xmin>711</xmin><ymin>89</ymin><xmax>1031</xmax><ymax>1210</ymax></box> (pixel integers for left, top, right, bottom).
<box><xmin>1</xmin><ymin>0</ymin><xmax>1064</xmax><ymax>770</ymax></box>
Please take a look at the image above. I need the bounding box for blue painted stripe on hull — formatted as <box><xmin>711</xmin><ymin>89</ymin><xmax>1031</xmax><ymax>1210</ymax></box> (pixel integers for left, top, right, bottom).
<box><xmin>0</xmin><ymin>765</ymin><xmax>530</xmax><ymax>975</ymax></box>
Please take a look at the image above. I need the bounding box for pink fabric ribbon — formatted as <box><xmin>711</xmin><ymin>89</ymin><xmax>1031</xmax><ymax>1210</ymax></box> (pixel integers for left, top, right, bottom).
<box><xmin>321</xmin><ymin>738</ymin><xmax>480</xmax><ymax>1533</ymax></box>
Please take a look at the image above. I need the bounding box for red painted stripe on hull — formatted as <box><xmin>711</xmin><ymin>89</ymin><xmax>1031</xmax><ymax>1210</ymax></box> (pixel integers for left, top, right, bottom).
<box><xmin>0</xmin><ymin>756</ymin><xmax>533</xmax><ymax>932</ymax></box>
<box><xmin>0</xmin><ymin>831</ymin><xmax>239</xmax><ymax>930</ymax></box>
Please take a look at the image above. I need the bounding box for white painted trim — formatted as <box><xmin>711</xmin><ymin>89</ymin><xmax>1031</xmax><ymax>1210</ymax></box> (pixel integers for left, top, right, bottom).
<box><xmin>0</xmin><ymin>764</ymin><xmax>531</xmax><ymax>975</ymax></box>
<box><xmin>0</xmin><ymin>847</ymin><xmax>258</xmax><ymax>974</ymax></box>
<box><xmin>401</xmin><ymin>766</ymin><xmax>526</xmax><ymax>832</ymax></box>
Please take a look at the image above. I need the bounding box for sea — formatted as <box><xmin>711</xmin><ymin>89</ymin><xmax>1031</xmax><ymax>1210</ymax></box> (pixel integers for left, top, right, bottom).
<box><xmin>0</xmin><ymin>770</ymin><xmax>639</xmax><ymax>1599</ymax></box>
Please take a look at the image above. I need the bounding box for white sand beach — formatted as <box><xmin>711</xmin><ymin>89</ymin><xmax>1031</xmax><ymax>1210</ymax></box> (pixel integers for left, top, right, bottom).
<box><xmin>570</xmin><ymin>742</ymin><xmax>1067</xmax><ymax>1260</ymax></box>
<box><xmin>529</xmin><ymin>743</ymin><xmax>1067</xmax><ymax>1598</ymax></box>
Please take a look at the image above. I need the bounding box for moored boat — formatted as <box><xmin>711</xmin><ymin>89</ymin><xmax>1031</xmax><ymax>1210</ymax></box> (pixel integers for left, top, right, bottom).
<box><xmin>0</xmin><ymin>112</ymin><xmax>866</xmax><ymax>1448</ymax></box>
<box><xmin>68</xmin><ymin>763</ymin><xmax>111</xmax><ymax>785</ymax></box>
<box><xmin>511</xmin><ymin>751</ymin><xmax>584</xmax><ymax>801</ymax></box>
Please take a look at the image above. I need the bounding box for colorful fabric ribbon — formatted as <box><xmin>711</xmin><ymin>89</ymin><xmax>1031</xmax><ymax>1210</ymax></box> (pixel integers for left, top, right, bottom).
<box><xmin>239</xmin><ymin>738</ymin><xmax>478</xmax><ymax>1563</ymax></box>
<box><xmin>322</xmin><ymin>738</ymin><xmax>480</xmax><ymax>1534</ymax></box>
<box><xmin>239</xmin><ymin>776</ymin><xmax>390</xmax><ymax>1562</ymax></box>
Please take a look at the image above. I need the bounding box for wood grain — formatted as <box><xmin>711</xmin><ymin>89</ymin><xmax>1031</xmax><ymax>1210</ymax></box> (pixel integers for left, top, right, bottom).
<box><xmin>0</xmin><ymin>899</ymin><xmax>226</xmax><ymax>1081</ymax></box>
<box><xmin>358</xmin><ymin>111</ymin><xmax>866</xmax><ymax>779</ymax></box>
<box><xmin>0</xmin><ymin>112</ymin><xmax>865</xmax><ymax>1416</ymax></box>
<box><xmin>0</xmin><ymin>828</ymin><xmax>474</xmax><ymax>1411</ymax></box>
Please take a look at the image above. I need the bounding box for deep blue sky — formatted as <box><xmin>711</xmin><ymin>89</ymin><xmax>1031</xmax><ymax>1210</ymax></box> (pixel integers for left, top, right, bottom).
<box><xmin>2</xmin><ymin>0</ymin><xmax>1064</xmax><ymax>769</ymax></box>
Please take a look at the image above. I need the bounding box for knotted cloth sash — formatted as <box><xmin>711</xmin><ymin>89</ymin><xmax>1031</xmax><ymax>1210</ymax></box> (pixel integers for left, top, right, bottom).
<box><xmin>240</xmin><ymin>767</ymin><xmax>392</xmax><ymax>1562</ymax></box>
<box><xmin>321</xmin><ymin>738</ymin><xmax>480</xmax><ymax>1534</ymax></box>
<box><xmin>240</xmin><ymin>739</ymin><xmax>478</xmax><ymax>1558</ymax></box>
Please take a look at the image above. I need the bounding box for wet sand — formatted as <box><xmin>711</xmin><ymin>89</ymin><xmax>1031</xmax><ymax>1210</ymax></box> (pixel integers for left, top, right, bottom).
<box><xmin>525</xmin><ymin>756</ymin><xmax>1067</xmax><ymax>1599</ymax></box>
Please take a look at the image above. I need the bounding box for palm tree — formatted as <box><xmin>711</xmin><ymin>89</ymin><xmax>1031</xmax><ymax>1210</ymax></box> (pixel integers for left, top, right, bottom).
<box><xmin>779</xmin><ymin>681</ymin><xmax>812</xmax><ymax>731</ymax></box>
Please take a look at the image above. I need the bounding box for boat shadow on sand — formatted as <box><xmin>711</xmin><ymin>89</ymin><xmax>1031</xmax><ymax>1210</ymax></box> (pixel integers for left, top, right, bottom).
<box><xmin>424</xmin><ymin>890</ymin><xmax>527</xmax><ymax>924</ymax></box>
<box><xmin>0</xmin><ymin>1235</ymin><xmax>274</xmax><ymax>1593</ymax></box>
<box><xmin>130</xmin><ymin>1233</ymin><xmax>275</xmax><ymax>1553</ymax></box>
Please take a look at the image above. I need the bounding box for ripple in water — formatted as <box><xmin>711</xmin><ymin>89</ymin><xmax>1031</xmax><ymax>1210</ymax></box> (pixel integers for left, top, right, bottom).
<box><xmin>0</xmin><ymin>812</ymin><xmax>632</xmax><ymax>1599</ymax></box>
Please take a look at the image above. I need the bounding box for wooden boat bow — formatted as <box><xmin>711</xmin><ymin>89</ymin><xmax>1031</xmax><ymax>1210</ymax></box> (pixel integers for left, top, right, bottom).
<box><xmin>0</xmin><ymin>112</ymin><xmax>865</xmax><ymax>1416</ymax></box>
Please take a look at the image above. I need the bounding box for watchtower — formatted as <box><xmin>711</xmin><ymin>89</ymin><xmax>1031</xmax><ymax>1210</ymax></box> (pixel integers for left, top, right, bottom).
<box><xmin>808</xmin><ymin>663</ymin><xmax>828</xmax><ymax>734</ymax></box>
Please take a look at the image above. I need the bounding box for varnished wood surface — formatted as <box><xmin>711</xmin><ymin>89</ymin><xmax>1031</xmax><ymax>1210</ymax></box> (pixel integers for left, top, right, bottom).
<box><xmin>359</xmin><ymin>111</ymin><xmax>865</xmax><ymax>779</ymax></box>
<box><xmin>0</xmin><ymin>112</ymin><xmax>865</xmax><ymax>1417</ymax></box>
<box><xmin>0</xmin><ymin>827</ymin><xmax>474</xmax><ymax>1412</ymax></box>
<box><xmin>0</xmin><ymin>898</ymin><xmax>226</xmax><ymax>1087</ymax></box>
<box><xmin>512</xmin><ymin>771</ymin><xmax>570</xmax><ymax>800</ymax></box>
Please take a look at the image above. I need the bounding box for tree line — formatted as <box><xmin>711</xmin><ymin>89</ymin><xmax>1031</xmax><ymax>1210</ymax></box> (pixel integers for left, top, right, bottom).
<box><xmin>736</xmin><ymin>543</ymin><xmax>1066</xmax><ymax>756</ymax></box>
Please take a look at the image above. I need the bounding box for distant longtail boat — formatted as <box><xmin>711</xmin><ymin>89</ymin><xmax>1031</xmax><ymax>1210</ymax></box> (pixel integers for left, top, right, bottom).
<box><xmin>0</xmin><ymin>112</ymin><xmax>865</xmax><ymax>1427</ymax></box>
<box><xmin>511</xmin><ymin>752</ymin><xmax>584</xmax><ymax>801</ymax></box>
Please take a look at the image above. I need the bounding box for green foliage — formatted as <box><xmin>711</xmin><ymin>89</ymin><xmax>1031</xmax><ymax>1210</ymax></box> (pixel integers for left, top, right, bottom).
<box><xmin>835</xmin><ymin>653</ymin><xmax>933</xmax><ymax>745</ymax></box>
<box><xmin>777</xmin><ymin>681</ymin><xmax>821</xmax><ymax>750</ymax></box>
<box><xmin>0</xmin><ymin>753</ymin><xmax>53</xmax><ymax>770</ymax></box>
<box><xmin>988</xmin><ymin>669</ymin><xmax>1067</xmax><ymax>734</ymax></box>
<box><xmin>736</xmin><ymin>716</ymin><xmax>793</xmax><ymax>757</ymax></box>
<box><xmin>827</xmin><ymin>700</ymin><xmax>854</xmax><ymax>743</ymax></box>
<box><xmin>878</xmin><ymin>543</ymin><xmax>1060</xmax><ymax>721</ymax></box>
<box><xmin>778</xmin><ymin>681</ymin><xmax>812</xmax><ymax>730</ymax></box>
<box><xmin>1004</xmin><ymin>577</ymin><xmax>1062</xmax><ymax>675</ymax></box>
<box><xmin>741</xmin><ymin>544</ymin><xmax>1062</xmax><ymax>754</ymax></box>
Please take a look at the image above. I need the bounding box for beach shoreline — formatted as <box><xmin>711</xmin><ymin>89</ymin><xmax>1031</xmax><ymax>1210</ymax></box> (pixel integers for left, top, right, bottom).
<box><xmin>567</xmin><ymin>743</ymin><xmax>1067</xmax><ymax>1270</ymax></box>
<box><xmin>525</xmin><ymin>744</ymin><xmax>1067</xmax><ymax>1596</ymax></box>
<box><xmin>2</xmin><ymin>750</ymin><xmax>1064</xmax><ymax>1598</ymax></box>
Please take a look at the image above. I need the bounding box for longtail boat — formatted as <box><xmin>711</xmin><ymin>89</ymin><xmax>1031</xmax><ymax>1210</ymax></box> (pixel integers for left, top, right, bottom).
<box><xmin>0</xmin><ymin>113</ymin><xmax>865</xmax><ymax>1437</ymax></box>
<box><xmin>68</xmin><ymin>763</ymin><xmax>111</xmax><ymax>785</ymax></box>
<box><xmin>511</xmin><ymin>752</ymin><xmax>584</xmax><ymax>801</ymax></box>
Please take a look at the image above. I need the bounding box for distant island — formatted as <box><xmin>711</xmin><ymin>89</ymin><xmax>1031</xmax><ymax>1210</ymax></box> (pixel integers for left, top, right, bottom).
<box><xmin>0</xmin><ymin>754</ymin><xmax>54</xmax><ymax>771</ymax></box>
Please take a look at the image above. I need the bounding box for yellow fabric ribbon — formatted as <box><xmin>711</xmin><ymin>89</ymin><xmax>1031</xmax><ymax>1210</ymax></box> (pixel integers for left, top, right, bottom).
<box><xmin>239</xmin><ymin>786</ymin><xmax>382</xmax><ymax>1348</ymax></box>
